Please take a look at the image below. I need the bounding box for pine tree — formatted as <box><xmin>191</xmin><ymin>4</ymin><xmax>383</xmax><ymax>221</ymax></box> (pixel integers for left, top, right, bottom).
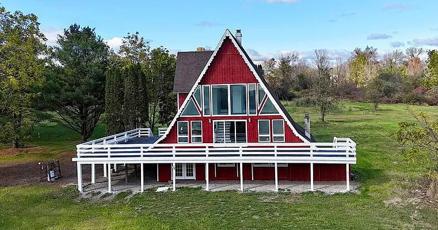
<box><xmin>104</xmin><ymin>56</ymin><xmax>125</xmax><ymax>134</ymax></box>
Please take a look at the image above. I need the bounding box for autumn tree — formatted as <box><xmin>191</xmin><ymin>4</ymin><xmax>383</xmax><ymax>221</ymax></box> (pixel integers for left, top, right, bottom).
<box><xmin>348</xmin><ymin>47</ymin><xmax>378</xmax><ymax>87</ymax></box>
<box><xmin>44</xmin><ymin>24</ymin><xmax>109</xmax><ymax>141</ymax></box>
<box><xmin>0</xmin><ymin>7</ymin><xmax>46</xmax><ymax>147</ymax></box>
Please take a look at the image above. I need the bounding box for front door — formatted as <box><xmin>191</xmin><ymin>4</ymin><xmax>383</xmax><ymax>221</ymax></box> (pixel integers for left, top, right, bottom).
<box><xmin>175</xmin><ymin>163</ymin><xmax>196</xmax><ymax>179</ymax></box>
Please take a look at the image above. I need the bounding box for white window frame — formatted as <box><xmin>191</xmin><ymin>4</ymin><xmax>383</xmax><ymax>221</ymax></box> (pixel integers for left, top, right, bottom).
<box><xmin>217</xmin><ymin>163</ymin><xmax>236</xmax><ymax>167</ymax></box>
<box><xmin>180</xmin><ymin>97</ymin><xmax>202</xmax><ymax>117</ymax></box>
<box><xmin>258</xmin><ymin>119</ymin><xmax>271</xmax><ymax>143</ymax></box>
<box><xmin>253</xmin><ymin>163</ymin><xmax>288</xmax><ymax>167</ymax></box>
<box><xmin>230</xmin><ymin>84</ymin><xmax>247</xmax><ymax>115</ymax></box>
<box><xmin>210</xmin><ymin>83</ymin><xmax>252</xmax><ymax>117</ymax></box>
<box><xmin>248</xmin><ymin>83</ymin><xmax>257</xmax><ymax>116</ymax></box>
<box><xmin>191</xmin><ymin>121</ymin><xmax>202</xmax><ymax>143</ymax></box>
<box><xmin>213</xmin><ymin>120</ymin><xmax>248</xmax><ymax>143</ymax></box>
<box><xmin>177</xmin><ymin>121</ymin><xmax>189</xmax><ymax>143</ymax></box>
<box><xmin>272</xmin><ymin>119</ymin><xmax>285</xmax><ymax>143</ymax></box>
<box><xmin>193</xmin><ymin>85</ymin><xmax>202</xmax><ymax>109</ymax></box>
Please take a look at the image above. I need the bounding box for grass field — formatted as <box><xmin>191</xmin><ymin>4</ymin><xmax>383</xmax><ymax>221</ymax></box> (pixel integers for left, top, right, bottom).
<box><xmin>1</xmin><ymin>101</ymin><xmax>437</xmax><ymax>229</ymax></box>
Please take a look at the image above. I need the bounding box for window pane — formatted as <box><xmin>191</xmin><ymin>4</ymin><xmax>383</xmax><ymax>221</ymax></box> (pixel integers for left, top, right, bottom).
<box><xmin>182</xmin><ymin>99</ymin><xmax>200</xmax><ymax>116</ymax></box>
<box><xmin>260</xmin><ymin>98</ymin><xmax>279</xmax><ymax>114</ymax></box>
<box><xmin>235</xmin><ymin>121</ymin><xmax>247</xmax><ymax>143</ymax></box>
<box><xmin>214</xmin><ymin>122</ymin><xmax>225</xmax><ymax>143</ymax></box>
<box><xmin>192</xmin><ymin>137</ymin><xmax>202</xmax><ymax>143</ymax></box>
<box><xmin>203</xmin><ymin>85</ymin><xmax>210</xmax><ymax>115</ymax></box>
<box><xmin>259</xmin><ymin>120</ymin><xmax>270</xmax><ymax>135</ymax></box>
<box><xmin>273</xmin><ymin>136</ymin><xmax>285</xmax><ymax>142</ymax></box>
<box><xmin>231</xmin><ymin>85</ymin><xmax>246</xmax><ymax>115</ymax></box>
<box><xmin>272</xmin><ymin>120</ymin><xmax>284</xmax><ymax>135</ymax></box>
<box><xmin>192</xmin><ymin>121</ymin><xmax>202</xmax><ymax>136</ymax></box>
<box><xmin>178</xmin><ymin>137</ymin><xmax>188</xmax><ymax>143</ymax></box>
<box><xmin>178</xmin><ymin>122</ymin><xmax>188</xmax><ymax>135</ymax></box>
<box><xmin>249</xmin><ymin>84</ymin><xmax>256</xmax><ymax>114</ymax></box>
<box><xmin>212</xmin><ymin>86</ymin><xmax>228</xmax><ymax>115</ymax></box>
<box><xmin>259</xmin><ymin>136</ymin><xmax>270</xmax><ymax>142</ymax></box>
<box><xmin>258</xmin><ymin>84</ymin><xmax>266</xmax><ymax>105</ymax></box>
<box><xmin>194</xmin><ymin>86</ymin><xmax>201</xmax><ymax>106</ymax></box>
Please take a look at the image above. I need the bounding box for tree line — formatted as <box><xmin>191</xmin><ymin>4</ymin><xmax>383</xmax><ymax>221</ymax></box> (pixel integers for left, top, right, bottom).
<box><xmin>263</xmin><ymin>47</ymin><xmax>438</xmax><ymax>121</ymax></box>
<box><xmin>0</xmin><ymin>7</ymin><xmax>175</xmax><ymax>147</ymax></box>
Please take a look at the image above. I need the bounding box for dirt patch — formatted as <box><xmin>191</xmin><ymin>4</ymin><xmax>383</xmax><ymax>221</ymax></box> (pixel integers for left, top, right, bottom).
<box><xmin>0</xmin><ymin>152</ymin><xmax>94</xmax><ymax>187</ymax></box>
<box><xmin>0</xmin><ymin>146</ymin><xmax>46</xmax><ymax>157</ymax></box>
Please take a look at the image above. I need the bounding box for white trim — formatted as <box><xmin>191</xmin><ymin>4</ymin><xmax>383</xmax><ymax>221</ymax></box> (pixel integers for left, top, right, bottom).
<box><xmin>258</xmin><ymin>120</ymin><xmax>271</xmax><ymax>143</ymax></box>
<box><xmin>177</xmin><ymin>121</ymin><xmax>189</xmax><ymax>143</ymax></box>
<box><xmin>173</xmin><ymin>163</ymin><xmax>196</xmax><ymax>180</ymax></box>
<box><xmin>155</xmin><ymin>30</ymin><xmax>309</xmax><ymax>145</ymax></box>
<box><xmin>248</xmin><ymin>83</ymin><xmax>257</xmax><ymax>116</ymax></box>
<box><xmin>253</xmin><ymin>163</ymin><xmax>287</xmax><ymax>167</ymax></box>
<box><xmin>180</xmin><ymin>98</ymin><xmax>202</xmax><ymax>117</ymax></box>
<box><xmin>217</xmin><ymin>163</ymin><xmax>236</xmax><ymax>167</ymax></box>
<box><xmin>191</xmin><ymin>121</ymin><xmax>203</xmax><ymax>143</ymax></box>
<box><xmin>272</xmin><ymin>119</ymin><xmax>285</xmax><ymax>143</ymax></box>
<box><xmin>202</xmin><ymin>85</ymin><xmax>211</xmax><ymax>116</ymax></box>
<box><xmin>177</xmin><ymin>93</ymin><xmax>180</xmax><ymax>110</ymax></box>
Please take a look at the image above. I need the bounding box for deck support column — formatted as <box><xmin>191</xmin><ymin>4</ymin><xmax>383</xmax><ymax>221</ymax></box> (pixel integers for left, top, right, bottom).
<box><xmin>156</xmin><ymin>164</ymin><xmax>159</xmax><ymax>182</ymax></box>
<box><xmin>205</xmin><ymin>163</ymin><xmax>209</xmax><ymax>191</ymax></box>
<box><xmin>103</xmin><ymin>163</ymin><xmax>107</xmax><ymax>177</ymax></box>
<box><xmin>77</xmin><ymin>163</ymin><xmax>82</xmax><ymax>192</ymax></box>
<box><xmin>310</xmin><ymin>163</ymin><xmax>314</xmax><ymax>191</ymax></box>
<box><xmin>108</xmin><ymin>163</ymin><xmax>112</xmax><ymax>193</ymax></box>
<box><xmin>91</xmin><ymin>163</ymin><xmax>95</xmax><ymax>184</ymax></box>
<box><xmin>239</xmin><ymin>162</ymin><xmax>243</xmax><ymax>192</ymax></box>
<box><xmin>251</xmin><ymin>163</ymin><xmax>254</xmax><ymax>180</ymax></box>
<box><xmin>140</xmin><ymin>163</ymin><xmax>144</xmax><ymax>192</ymax></box>
<box><xmin>274</xmin><ymin>162</ymin><xmax>278</xmax><ymax>192</ymax></box>
<box><xmin>172</xmin><ymin>163</ymin><xmax>176</xmax><ymax>191</ymax></box>
<box><xmin>346</xmin><ymin>163</ymin><xmax>350</xmax><ymax>192</ymax></box>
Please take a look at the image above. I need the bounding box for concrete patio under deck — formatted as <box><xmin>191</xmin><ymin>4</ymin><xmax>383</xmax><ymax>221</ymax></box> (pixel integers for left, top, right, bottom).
<box><xmin>81</xmin><ymin>175</ymin><xmax>358</xmax><ymax>195</ymax></box>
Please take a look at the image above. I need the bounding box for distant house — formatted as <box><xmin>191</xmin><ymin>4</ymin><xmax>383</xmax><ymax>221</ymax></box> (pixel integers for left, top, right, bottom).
<box><xmin>73</xmin><ymin>30</ymin><xmax>356</xmax><ymax>193</ymax></box>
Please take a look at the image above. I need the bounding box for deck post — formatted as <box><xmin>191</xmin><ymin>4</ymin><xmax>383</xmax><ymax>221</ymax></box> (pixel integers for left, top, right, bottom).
<box><xmin>251</xmin><ymin>163</ymin><xmax>254</xmax><ymax>180</ymax></box>
<box><xmin>156</xmin><ymin>164</ymin><xmax>159</xmax><ymax>182</ymax></box>
<box><xmin>205</xmin><ymin>163</ymin><xmax>209</xmax><ymax>191</ymax></box>
<box><xmin>172</xmin><ymin>162</ymin><xmax>176</xmax><ymax>191</ymax></box>
<box><xmin>91</xmin><ymin>163</ymin><xmax>95</xmax><ymax>184</ymax></box>
<box><xmin>77</xmin><ymin>163</ymin><xmax>82</xmax><ymax>192</ymax></box>
<box><xmin>274</xmin><ymin>162</ymin><xmax>278</xmax><ymax>192</ymax></box>
<box><xmin>239</xmin><ymin>162</ymin><xmax>243</xmax><ymax>192</ymax></box>
<box><xmin>140</xmin><ymin>163</ymin><xmax>144</xmax><ymax>192</ymax></box>
<box><xmin>114</xmin><ymin>164</ymin><xmax>117</xmax><ymax>172</ymax></box>
<box><xmin>103</xmin><ymin>163</ymin><xmax>107</xmax><ymax>177</ymax></box>
<box><xmin>108</xmin><ymin>163</ymin><xmax>112</xmax><ymax>193</ymax></box>
<box><xmin>310</xmin><ymin>163</ymin><xmax>314</xmax><ymax>191</ymax></box>
<box><xmin>346</xmin><ymin>163</ymin><xmax>350</xmax><ymax>191</ymax></box>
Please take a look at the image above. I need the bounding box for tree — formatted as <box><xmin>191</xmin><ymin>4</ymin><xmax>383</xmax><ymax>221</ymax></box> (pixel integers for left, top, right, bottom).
<box><xmin>312</xmin><ymin>50</ymin><xmax>337</xmax><ymax>122</ymax></box>
<box><xmin>406</xmin><ymin>47</ymin><xmax>424</xmax><ymax>78</ymax></box>
<box><xmin>366</xmin><ymin>72</ymin><xmax>403</xmax><ymax>111</ymax></box>
<box><xmin>44</xmin><ymin>24</ymin><xmax>109</xmax><ymax>141</ymax></box>
<box><xmin>0</xmin><ymin>7</ymin><xmax>46</xmax><ymax>147</ymax></box>
<box><xmin>147</xmin><ymin>47</ymin><xmax>176</xmax><ymax>129</ymax></box>
<box><xmin>424</xmin><ymin>50</ymin><xmax>438</xmax><ymax>89</ymax></box>
<box><xmin>104</xmin><ymin>54</ymin><xmax>125</xmax><ymax>134</ymax></box>
<box><xmin>397</xmin><ymin>112</ymin><xmax>438</xmax><ymax>199</ymax></box>
<box><xmin>123</xmin><ymin>63</ymin><xmax>148</xmax><ymax>130</ymax></box>
<box><xmin>348</xmin><ymin>47</ymin><xmax>378</xmax><ymax>87</ymax></box>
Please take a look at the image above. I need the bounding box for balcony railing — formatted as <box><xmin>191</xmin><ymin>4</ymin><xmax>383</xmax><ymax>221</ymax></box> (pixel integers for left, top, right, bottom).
<box><xmin>74</xmin><ymin>129</ymin><xmax>356</xmax><ymax>165</ymax></box>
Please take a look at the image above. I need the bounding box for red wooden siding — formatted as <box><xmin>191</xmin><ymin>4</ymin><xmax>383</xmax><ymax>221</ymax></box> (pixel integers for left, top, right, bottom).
<box><xmin>157</xmin><ymin>163</ymin><xmax>347</xmax><ymax>182</ymax></box>
<box><xmin>177</xmin><ymin>93</ymin><xmax>187</xmax><ymax>109</ymax></box>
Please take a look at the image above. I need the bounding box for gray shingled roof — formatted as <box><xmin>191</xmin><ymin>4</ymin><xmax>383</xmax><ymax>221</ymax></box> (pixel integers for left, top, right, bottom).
<box><xmin>173</xmin><ymin>51</ymin><xmax>213</xmax><ymax>93</ymax></box>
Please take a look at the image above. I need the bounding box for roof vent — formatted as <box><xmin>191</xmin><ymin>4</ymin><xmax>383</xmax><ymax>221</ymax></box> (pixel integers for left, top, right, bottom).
<box><xmin>235</xmin><ymin>29</ymin><xmax>242</xmax><ymax>45</ymax></box>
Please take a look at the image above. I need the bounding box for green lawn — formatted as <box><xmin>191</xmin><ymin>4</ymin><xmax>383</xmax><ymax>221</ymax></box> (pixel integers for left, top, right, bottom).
<box><xmin>1</xmin><ymin>101</ymin><xmax>437</xmax><ymax>229</ymax></box>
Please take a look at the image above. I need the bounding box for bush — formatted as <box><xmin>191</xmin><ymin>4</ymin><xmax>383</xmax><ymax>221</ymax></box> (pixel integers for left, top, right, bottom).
<box><xmin>425</xmin><ymin>87</ymin><xmax>438</xmax><ymax>105</ymax></box>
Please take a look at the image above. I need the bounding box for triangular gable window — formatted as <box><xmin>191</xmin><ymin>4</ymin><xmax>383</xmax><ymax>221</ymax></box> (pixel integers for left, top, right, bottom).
<box><xmin>260</xmin><ymin>98</ymin><xmax>279</xmax><ymax>114</ymax></box>
<box><xmin>193</xmin><ymin>86</ymin><xmax>202</xmax><ymax>107</ymax></box>
<box><xmin>182</xmin><ymin>98</ymin><xmax>200</xmax><ymax>116</ymax></box>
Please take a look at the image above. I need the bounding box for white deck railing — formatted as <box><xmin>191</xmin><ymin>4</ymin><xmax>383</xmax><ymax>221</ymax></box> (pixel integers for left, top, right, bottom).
<box><xmin>74</xmin><ymin>128</ymin><xmax>356</xmax><ymax>165</ymax></box>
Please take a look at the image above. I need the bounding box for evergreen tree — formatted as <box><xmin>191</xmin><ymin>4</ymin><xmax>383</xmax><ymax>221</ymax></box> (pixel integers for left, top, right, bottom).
<box><xmin>123</xmin><ymin>64</ymin><xmax>148</xmax><ymax>130</ymax></box>
<box><xmin>104</xmin><ymin>55</ymin><xmax>125</xmax><ymax>134</ymax></box>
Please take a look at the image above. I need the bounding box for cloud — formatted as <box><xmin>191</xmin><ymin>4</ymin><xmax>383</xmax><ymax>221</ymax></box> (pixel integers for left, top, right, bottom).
<box><xmin>195</xmin><ymin>21</ymin><xmax>221</xmax><ymax>27</ymax></box>
<box><xmin>410</xmin><ymin>37</ymin><xmax>438</xmax><ymax>47</ymax></box>
<box><xmin>383</xmin><ymin>3</ymin><xmax>410</xmax><ymax>11</ymax></box>
<box><xmin>367</xmin><ymin>33</ymin><xmax>392</xmax><ymax>40</ymax></box>
<box><xmin>247</xmin><ymin>49</ymin><xmax>268</xmax><ymax>62</ymax></box>
<box><xmin>264</xmin><ymin>0</ymin><xmax>299</xmax><ymax>4</ymax></box>
<box><xmin>328</xmin><ymin>12</ymin><xmax>356</xmax><ymax>23</ymax></box>
<box><xmin>390</xmin><ymin>41</ymin><xmax>405</xmax><ymax>48</ymax></box>
<box><xmin>105</xmin><ymin>37</ymin><xmax>123</xmax><ymax>51</ymax></box>
<box><xmin>42</xmin><ymin>28</ymin><xmax>63</xmax><ymax>46</ymax></box>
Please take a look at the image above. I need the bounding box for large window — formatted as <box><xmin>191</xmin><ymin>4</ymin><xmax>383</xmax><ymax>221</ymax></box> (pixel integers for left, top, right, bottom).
<box><xmin>177</xmin><ymin>121</ymin><xmax>189</xmax><ymax>143</ymax></box>
<box><xmin>248</xmin><ymin>84</ymin><xmax>257</xmax><ymax>115</ymax></box>
<box><xmin>258</xmin><ymin>120</ymin><xmax>270</xmax><ymax>142</ymax></box>
<box><xmin>260</xmin><ymin>98</ymin><xmax>279</xmax><ymax>114</ymax></box>
<box><xmin>212</xmin><ymin>85</ymin><xmax>228</xmax><ymax>115</ymax></box>
<box><xmin>214</xmin><ymin>121</ymin><xmax>247</xmax><ymax>143</ymax></box>
<box><xmin>191</xmin><ymin>121</ymin><xmax>202</xmax><ymax>143</ymax></box>
<box><xmin>258</xmin><ymin>84</ymin><xmax>266</xmax><ymax>105</ymax></box>
<box><xmin>272</xmin><ymin>120</ymin><xmax>285</xmax><ymax>142</ymax></box>
<box><xmin>181</xmin><ymin>98</ymin><xmax>200</xmax><ymax>116</ymax></box>
<box><xmin>193</xmin><ymin>86</ymin><xmax>201</xmax><ymax>107</ymax></box>
<box><xmin>231</xmin><ymin>85</ymin><xmax>247</xmax><ymax>115</ymax></box>
<box><xmin>203</xmin><ymin>85</ymin><xmax>210</xmax><ymax>115</ymax></box>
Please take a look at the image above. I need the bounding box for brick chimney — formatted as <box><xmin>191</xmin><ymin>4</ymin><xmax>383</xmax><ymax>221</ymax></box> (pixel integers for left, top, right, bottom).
<box><xmin>196</xmin><ymin>47</ymin><xmax>206</xmax><ymax>51</ymax></box>
<box><xmin>235</xmin><ymin>29</ymin><xmax>242</xmax><ymax>45</ymax></box>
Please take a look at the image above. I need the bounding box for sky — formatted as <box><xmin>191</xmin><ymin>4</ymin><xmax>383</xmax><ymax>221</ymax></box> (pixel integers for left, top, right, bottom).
<box><xmin>2</xmin><ymin>0</ymin><xmax>438</xmax><ymax>61</ymax></box>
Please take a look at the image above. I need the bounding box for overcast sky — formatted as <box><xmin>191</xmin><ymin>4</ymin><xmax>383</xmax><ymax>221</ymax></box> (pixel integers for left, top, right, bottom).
<box><xmin>3</xmin><ymin>0</ymin><xmax>438</xmax><ymax>61</ymax></box>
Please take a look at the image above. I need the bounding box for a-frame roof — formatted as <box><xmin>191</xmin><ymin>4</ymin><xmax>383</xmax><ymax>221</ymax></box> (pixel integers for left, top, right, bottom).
<box><xmin>158</xmin><ymin>29</ymin><xmax>314</xmax><ymax>143</ymax></box>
